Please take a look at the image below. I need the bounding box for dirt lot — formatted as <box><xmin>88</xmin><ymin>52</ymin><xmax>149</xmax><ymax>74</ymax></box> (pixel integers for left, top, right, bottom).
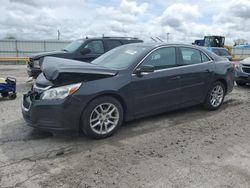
<box><xmin>0</xmin><ymin>65</ymin><xmax>250</xmax><ymax>188</ymax></box>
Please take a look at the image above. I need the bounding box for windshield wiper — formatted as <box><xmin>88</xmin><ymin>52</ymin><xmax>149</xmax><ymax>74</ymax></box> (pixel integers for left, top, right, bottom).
<box><xmin>62</xmin><ymin>49</ymin><xmax>68</xmax><ymax>52</ymax></box>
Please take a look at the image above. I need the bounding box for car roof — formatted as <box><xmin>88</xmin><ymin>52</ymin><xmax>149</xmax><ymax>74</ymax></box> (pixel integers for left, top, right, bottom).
<box><xmin>126</xmin><ymin>42</ymin><xmax>206</xmax><ymax>49</ymax></box>
<box><xmin>77</xmin><ymin>37</ymin><xmax>142</xmax><ymax>41</ymax></box>
<box><xmin>207</xmin><ymin>47</ymin><xmax>228</xmax><ymax>50</ymax></box>
<box><xmin>126</xmin><ymin>43</ymin><xmax>220</xmax><ymax>58</ymax></box>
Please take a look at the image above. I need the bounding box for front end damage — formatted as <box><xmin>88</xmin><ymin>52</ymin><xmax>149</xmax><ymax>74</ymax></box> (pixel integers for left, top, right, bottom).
<box><xmin>22</xmin><ymin>57</ymin><xmax>118</xmax><ymax>132</ymax></box>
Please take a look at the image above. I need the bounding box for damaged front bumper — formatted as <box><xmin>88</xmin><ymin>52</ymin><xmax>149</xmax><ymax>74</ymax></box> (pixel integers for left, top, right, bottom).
<box><xmin>22</xmin><ymin>92</ymin><xmax>84</xmax><ymax>133</ymax></box>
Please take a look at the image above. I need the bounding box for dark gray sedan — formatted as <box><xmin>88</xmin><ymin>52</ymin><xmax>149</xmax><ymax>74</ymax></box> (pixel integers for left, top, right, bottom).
<box><xmin>22</xmin><ymin>43</ymin><xmax>234</xmax><ymax>138</ymax></box>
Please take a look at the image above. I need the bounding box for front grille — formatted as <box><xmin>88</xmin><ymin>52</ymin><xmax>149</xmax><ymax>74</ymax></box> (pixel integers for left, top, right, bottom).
<box><xmin>28</xmin><ymin>59</ymin><xmax>34</xmax><ymax>67</ymax></box>
<box><xmin>23</xmin><ymin>97</ymin><xmax>31</xmax><ymax>109</ymax></box>
<box><xmin>242</xmin><ymin>67</ymin><xmax>250</xmax><ymax>74</ymax></box>
<box><xmin>26</xmin><ymin>90</ymin><xmax>40</xmax><ymax>100</ymax></box>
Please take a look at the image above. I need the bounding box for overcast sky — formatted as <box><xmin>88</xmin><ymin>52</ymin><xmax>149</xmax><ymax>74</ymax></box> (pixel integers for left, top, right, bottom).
<box><xmin>0</xmin><ymin>0</ymin><xmax>250</xmax><ymax>44</ymax></box>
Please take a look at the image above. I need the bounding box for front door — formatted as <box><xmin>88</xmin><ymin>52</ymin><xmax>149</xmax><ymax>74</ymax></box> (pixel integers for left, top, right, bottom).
<box><xmin>130</xmin><ymin>47</ymin><xmax>182</xmax><ymax>116</ymax></box>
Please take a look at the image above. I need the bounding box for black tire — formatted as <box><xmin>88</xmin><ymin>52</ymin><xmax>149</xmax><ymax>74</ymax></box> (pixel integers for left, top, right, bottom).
<box><xmin>1</xmin><ymin>92</ymin><xmax>8</xmax><ymax>98</ymax></box>
<box><xmin>236</xmin><ymin>81</ymin><xmax>246</xmax><ymax>86</ymax></box>
<box><xmin>81</xmin><ymin>96</ymin><xmax>123</xmax><ymax>139</ymax></box>
<box><xmin>203</xmin><ymin>81</ymin><xmax>225</xmax><ymax>111</ymax></box>
<box><xmin>9</xmin><ymin>93</ymin><xmax>17</xmax><ymax>100</ymax></box>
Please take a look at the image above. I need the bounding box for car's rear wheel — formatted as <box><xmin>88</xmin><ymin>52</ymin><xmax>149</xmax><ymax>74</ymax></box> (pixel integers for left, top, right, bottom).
<box><xmin>203</xmin><ymin>81</ymin><xmax>225</xmax><ymax>110</ymax></box>
<box><xmin>81</xmin><ymin>96</ymin><xmax>123</xmax><ymax>139</ymax></box>
<box><xmin>236</xmin><ymin>81</ymin><xmax>246</xmax><ymax>86</ymax></box>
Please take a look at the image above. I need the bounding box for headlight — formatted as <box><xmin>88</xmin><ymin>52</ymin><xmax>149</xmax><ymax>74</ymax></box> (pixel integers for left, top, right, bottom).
<box><xmin>41</xmin><ymin>83</ymin><xmax>82</xmax><ymax>100</ymax></box>
<box><xmin>33</xmin><ymin>60</ymin><xmax>40</xmax><ymax>68</ymax></box>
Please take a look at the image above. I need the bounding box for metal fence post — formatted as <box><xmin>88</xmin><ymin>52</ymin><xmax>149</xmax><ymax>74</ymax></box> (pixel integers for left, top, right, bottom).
<box><xmin>44</xmin><ymin>40</ymin><xmax>46</xmax><ymax>52</ymax></box>
<box><xmin>15</xmin><ymin>40</ymin><xmax>18</xmax><ymax>57</ymax></box>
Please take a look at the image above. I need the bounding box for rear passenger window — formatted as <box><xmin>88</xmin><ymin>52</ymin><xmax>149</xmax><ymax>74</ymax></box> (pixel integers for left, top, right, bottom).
<box><xmin>106</xmin><ymin>40</ymin><xmax>122</xmax><ymax>51</ymax></box>
<box><xmin>201</xmin><ymin>52</ymin><xmax>210</xmax><ymax>62</ymax></box>
<box><xmin>142</xmin><ymin>47</ymin><xmax>176</xmax><ymax>70</ymax></box>
<box><xmin>180</xmin><ymin>48</ymin><xmax>202</xmax><ymax>65</ymax></box>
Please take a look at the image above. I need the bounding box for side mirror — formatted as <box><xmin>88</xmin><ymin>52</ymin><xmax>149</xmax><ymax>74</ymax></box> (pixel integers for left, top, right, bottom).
<box><xmin>135</xmin><ymin>65</ymin><xmax>155</xmax><ymax>75</ymax></box>
<box><xmin>80</xmin><ymin>48</ymin><xmax>91</xmax><ymax>55</ymax></box>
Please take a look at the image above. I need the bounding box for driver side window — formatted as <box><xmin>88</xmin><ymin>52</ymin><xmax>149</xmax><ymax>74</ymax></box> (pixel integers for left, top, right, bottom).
<box><xmin>84</xmin><ymin>40</ymin><xmax>104</xmax><ymax>54</ymax></box>
<box><xmin>141</xmin><ymin>47</ymin><xmax>176</xmax><ymax>70</ymax></box>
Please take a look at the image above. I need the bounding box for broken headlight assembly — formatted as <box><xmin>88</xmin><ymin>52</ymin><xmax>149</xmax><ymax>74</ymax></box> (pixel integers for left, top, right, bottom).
<box><xmin>41</xmin><ymin>83</ymin><xmax>82</xmax><ymax>100</ymax></box>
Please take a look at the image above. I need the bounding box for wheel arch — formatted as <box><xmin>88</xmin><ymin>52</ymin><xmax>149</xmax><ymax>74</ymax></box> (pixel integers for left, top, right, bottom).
<box><xmin>78</xmin><ymin>92</ymin><xmax>128</xmax><ymax>131</ymax></box>
<box><xmin>214</xmin><ymin>78</ymin><xmax>228</xmax><ymax>93</ymax></box>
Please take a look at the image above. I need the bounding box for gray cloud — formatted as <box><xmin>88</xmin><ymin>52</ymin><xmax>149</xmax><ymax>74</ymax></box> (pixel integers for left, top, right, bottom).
<box><xmin>9</xmin><ymin>0</ymin><xmax>39</xmax><ymax>7</ymax></box>
<box><xmin>0</xmin><ymin>0</ymin><xmax>249</xmax><ymax>45</ymax></box>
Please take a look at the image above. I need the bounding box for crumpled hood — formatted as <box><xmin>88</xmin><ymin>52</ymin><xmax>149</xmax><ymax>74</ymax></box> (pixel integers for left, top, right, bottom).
<box><xmin>41</xmin><ymin>57</ymin><xmax>118</xmax><ymax>82</ymax></box>
<box><xmin>28</xmin><ymin>51</ymin><xmax>66</xmax><ymax>60</ymax></box>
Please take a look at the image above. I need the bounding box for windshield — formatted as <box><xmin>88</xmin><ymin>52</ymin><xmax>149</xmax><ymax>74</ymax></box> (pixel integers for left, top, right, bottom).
<box><xmin>212</xmin><ymin>48</ymin><xmax>231</xmax><ymax>56</ymax></box>
<box><xmin>212</xmin><ymin>49</ymin><xmax>220</xmax><ymax>55</ymax></box>
<box><xmin>62</xmin><ymin>39</ymin><xmax>85</xmax><ymax>52</ymax></box>
<box><xmin>219</xmin><ymin>49</ymin><xmax>231</xmax><ymax>56</ymax></box>
<box><xmin>92</xmin><ymin>45</ymin><xmax>149</xmax><ymax>69</ymax></box>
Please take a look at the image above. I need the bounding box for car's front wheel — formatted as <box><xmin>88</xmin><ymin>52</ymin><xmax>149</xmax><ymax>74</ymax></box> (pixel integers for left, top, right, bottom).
<box><xmin>203</xmin><ymin>81</ymin><xmax>225</xmax><ymax>110</ymax></box>
<box><xmin>81</xmin><ymin>96</ymin><xmax>123</xmax><ymax>139</ymax></box>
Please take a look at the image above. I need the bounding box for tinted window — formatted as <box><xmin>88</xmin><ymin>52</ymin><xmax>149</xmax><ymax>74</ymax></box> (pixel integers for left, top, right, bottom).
<box><xmin>201</xmin><ymin>52</ymin><xmax>210</xmax><ymax>62</ymax></box>
<box><xmin>84</xmin><ymin>40</ymin><xmax>104</xmax><ymax>54</ymax></box>
<box><xmin>180</xmin><ymin>48</ymin><xmax>202</xmax><ymax>65</ymax></box>
<box><xmin>92</xmin><ymin>45</ymin><xmax>149</xmax><ymax>69</ymax></box>
<box><xmin>141</xmin><ymin>47</ymin><xmax>176</xmax><ymax>70</ymax></box>
<box><xmin>106</xmin><ymin>40</ymin><xmax>122</xmax><ymax>51</ymax></box>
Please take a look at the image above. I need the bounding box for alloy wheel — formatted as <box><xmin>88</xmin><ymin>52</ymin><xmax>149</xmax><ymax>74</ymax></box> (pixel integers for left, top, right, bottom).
<box><xmin>210</xmin><ymin>85</ymin><xmax>224</xmax><ymax>107</ymax></box>
<box><xmin>89</xmin><ymin>103</ymin><xmax>119</xmax><ymax>135</ymax></box>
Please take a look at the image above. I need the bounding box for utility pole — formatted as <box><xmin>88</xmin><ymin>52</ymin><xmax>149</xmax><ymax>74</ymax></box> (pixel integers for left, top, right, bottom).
<box><xmin>166</xmin><ymin>33</ymin><xmax>170</xmax><ymax>43</ymax></box>
<box><xmin>57</xmin><ymin>30</ymin><xmax>61</xmax><ymax>40</ymax></box>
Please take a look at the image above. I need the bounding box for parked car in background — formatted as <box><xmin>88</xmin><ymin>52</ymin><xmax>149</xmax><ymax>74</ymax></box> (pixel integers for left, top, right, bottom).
<box><xmin>27</xmin><ymin>37</ymin><xmax>143</xmax><ymax>78</ymax></box>
<box><xmin>207</xmin><ymin>47</ymin><xmax>233</xmax><ymax>61</ymax></box>
<box><xmin>235</xmin><ymin>57</ymin><xmax>250</xmax><ymax>86</ymax></box>
<box><xmin>22</xmin><ymin>43</ymin><xmax>234</xmax><ymax>139</ymax></box>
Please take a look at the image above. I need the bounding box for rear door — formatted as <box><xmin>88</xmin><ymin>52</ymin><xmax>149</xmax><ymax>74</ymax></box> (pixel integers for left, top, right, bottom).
<box><xmin>178</xmin><ymin>47</ymin><xmax>215</xmax><ymax>105</ymax></box>
<box><xmin>130</xmin><ymin>47</ymin><xmax>182</xmax><ymax>116</ymax></box>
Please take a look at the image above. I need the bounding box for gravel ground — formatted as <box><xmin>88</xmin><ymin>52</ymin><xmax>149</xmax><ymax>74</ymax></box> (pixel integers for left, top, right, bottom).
<box><xmin>0</xmin><ymin>65</ymin><xmax>250</xmax><ymax>188</ymax></box>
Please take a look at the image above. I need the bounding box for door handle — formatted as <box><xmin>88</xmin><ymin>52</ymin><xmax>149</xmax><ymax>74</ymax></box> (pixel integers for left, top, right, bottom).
<box><xmin>170</xmin><ymin>76</ymin><xmax>181</xmax><ymax>80</ymax></box>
